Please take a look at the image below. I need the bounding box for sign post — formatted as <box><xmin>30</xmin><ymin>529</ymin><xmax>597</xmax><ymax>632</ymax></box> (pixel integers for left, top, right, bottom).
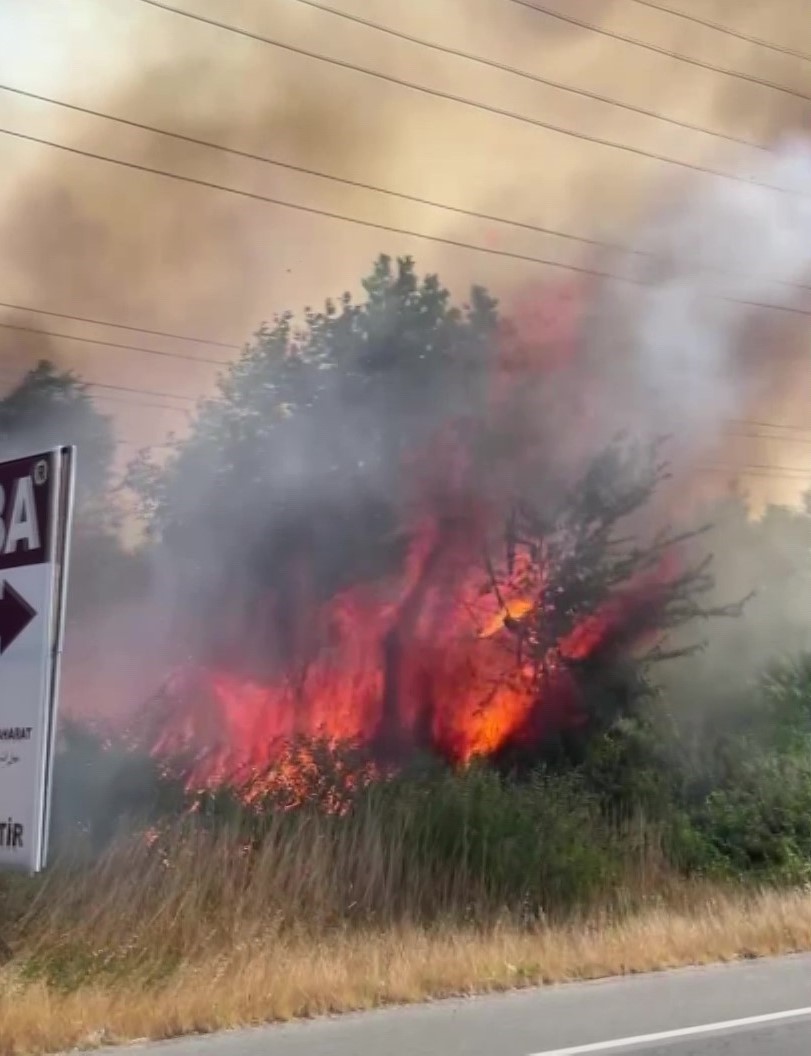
<box><xmin>0</xmin><ymin>447</ymin><xmax>75</xmax><ymax>873</ymax></box>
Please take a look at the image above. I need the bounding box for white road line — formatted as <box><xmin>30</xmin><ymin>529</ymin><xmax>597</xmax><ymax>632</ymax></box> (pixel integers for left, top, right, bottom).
<box><xmin>528</xmin><ymin>1005</ymin><xmax>811</xmax><ymax>1055</ymax></box>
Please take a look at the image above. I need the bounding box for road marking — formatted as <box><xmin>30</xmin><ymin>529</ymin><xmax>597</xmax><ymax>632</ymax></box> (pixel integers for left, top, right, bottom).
<box><xmin>528</xmin><ymin>1005</ymin><xmax>811</xmax><ymax>1054</ymax></box>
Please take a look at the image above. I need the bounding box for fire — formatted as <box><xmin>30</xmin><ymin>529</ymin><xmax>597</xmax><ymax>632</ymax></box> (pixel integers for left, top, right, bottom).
<box><xmin>122</xmin><ymin>278</ymin><xmax>681</xmax><ymax>804</ymax></box>
<box><xmin>477</xmin><ymin>598</ymin><xmax>534</xmax><ymax>639</ymax></box>
<box><xmin>140</xmin><ymin>521</ymin><xmax>669</xmax><ymax>794</ymax></box>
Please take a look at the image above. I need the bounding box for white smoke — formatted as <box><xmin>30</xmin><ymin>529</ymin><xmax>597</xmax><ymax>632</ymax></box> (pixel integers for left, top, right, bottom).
<box><xmin>586</xmin><ymin>134</ymin><xmax>811</xmax><ymax>456</ymax></box>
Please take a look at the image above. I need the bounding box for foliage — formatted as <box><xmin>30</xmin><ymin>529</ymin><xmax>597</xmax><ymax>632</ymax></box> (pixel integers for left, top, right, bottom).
<box><xmin>0</xmin><ymin>359</ymin><xmax>148</xmax><ymax>616</ymax></box>
<box><xmin>657</xmin><ymin>491</ymin><xmax>811</xmax><ymax>731</ymax></box>
<box><xmin>0</xmin><ymin>359</ymin><xmax>114</xmax><ymax>510</ymax></box>
<box><xmin>126</xmin><ymin>255</ymin><xmax>500</xmax><ymax>669</ymax></box>
<box><xmin>11</xmin><ymin>263</ymin><xmax>811</xmax><ymax>902</ymax></box>
<box><xmin>688</xmin><ymin>755</ymin><xmax>811</xmax><ymax>883</ymax></box>
<box><xmin>486</xmin><ymin>439</ymin><xmax>745</xmax><ymax>770</ymax></box>
<box><xmin>49</xmin><ymin>721</ymin><xmax>185</xmax><ymax>859</ymax></box>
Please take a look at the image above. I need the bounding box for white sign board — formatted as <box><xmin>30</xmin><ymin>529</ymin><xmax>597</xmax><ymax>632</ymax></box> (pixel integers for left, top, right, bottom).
<box><xmin>0</xmin><ymin>447</ymin><xmax>75</xmax><ymax>873</ymax></box>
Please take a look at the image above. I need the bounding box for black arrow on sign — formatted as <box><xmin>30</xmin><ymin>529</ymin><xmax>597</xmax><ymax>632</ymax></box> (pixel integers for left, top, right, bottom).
<box><xmin>0</xmin><ymin>581</ymin><xmax>36</xmax><ymax>655</ymax></box>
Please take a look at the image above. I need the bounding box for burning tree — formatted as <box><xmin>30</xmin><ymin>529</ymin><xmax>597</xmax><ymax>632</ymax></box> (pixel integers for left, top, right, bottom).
<box><xmin>483</xmin><ymin>439</ymin><xmax>747</xmax><ymax>773</ymax></box>
<box><xmin>122</xmin><ymin>258</ymin><xmax>741</xmax><ymax>803</ymax></box>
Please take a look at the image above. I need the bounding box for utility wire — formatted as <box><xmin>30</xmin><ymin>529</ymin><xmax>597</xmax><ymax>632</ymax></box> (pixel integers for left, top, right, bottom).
<box><xmin>627</xmin><ymin>0</ymin><xmax>811</xmax><ymax>65</ymax></box>
<box><xmin>507</xmin><ymin>1</ymin><xmax>811</xmax><ymax>103</ymax></box>
<box><xmin>88</xmin><ymin>380</ymin><xmax>197</xmax><ymax>402</ymax></box>
<box><xmin>706</xmin><ymin>459</ymin><xmax>811</xmax><ymax>475</ymax></box>
<box><xmin>0</xmin><ymin>298</ymin><xmax>241</xmax><ymax>350</ymax></box>
<box><xmin>5</xmin><ymin>304</ymin><xmax>811</xmax><ymax>438</ymax></box>
<box><xmin>7</xmin><ymin>87</ymin><xmax>811</xmax><ymax>304</ymax></box>
<box><xmin>0</xmin><ymin>127</ymin><xmax>628</xmax><ymax>279</ymax></box>
<box><xmin>10</xmin><ymin>83</ymin><xmax>811</xmax><ymax>296</ymax></box>
<box><xmin>6</xmin><ymin>128</ymin><xmax>811</xmax><ymax>324</ymax></box>
<box><xmin>130</xmin><ymin>0</ymin><xmax>786</xmax><ymax>188</ymax></box>
<box><xmin>0</xmin><ymin>364</ymin><xmax>195</xmax><ymax>410</ymax></box>
<box><xmin>0</xmin><ymin>84</ymin><xmax>630</xmax><ymax>254</ymax></box>
<box><xmin>728</xmin><ymin>418</ymin><xmax>811</xmax><ymax>434</ymax></box>
<box><xmin>93</xmin><ymin>392</ymin><xmax>192</xmax><ymax>414</ymax></box>
<box><xmin>4</xmin><ymin>345</ymin><xmax>811</xmax><ymax>451</ymax></box>
<box><xmin>116</xmin><ymin>438</ymin><xmax>173</xmax><ymax>448</ymax></box>
<box><xmin>728</xmin><ymin>430</ymin><xmax>811</xmax><ymax>447</ymax></box>
<box><xmin>701</xmin><ymin>465</ymin><xmax>811</xmax><ymax>481</ymax></box>
<box><xmin>0</xmin><ymin>321</ymin><xmax>228</xmax><ymax>366</ymax></box>
<box><xmin>286</xmin><ymin>0</ymin><xmax>763</xmax><ymax>150</ymax></box>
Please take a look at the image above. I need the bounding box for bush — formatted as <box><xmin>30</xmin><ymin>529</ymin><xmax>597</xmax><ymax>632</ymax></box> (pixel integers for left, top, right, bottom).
<box><xmin>674</xmin><ymin>652</ymin><xmax>811</xmax><ymax>881</ymax></box>
<box><xmin>49</xmin><ymin>721</ymin><xmax>186</xmax><ymax>859</ymax></box>
<box><xmin>688</xmin><ymin>755</ymin><xmax>811</xmax><ymax>882</ymax></box>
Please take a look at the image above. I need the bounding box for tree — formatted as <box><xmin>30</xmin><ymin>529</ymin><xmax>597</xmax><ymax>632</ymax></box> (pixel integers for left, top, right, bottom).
<box><xmin>0</xmin><ymin>359</ymin><xmax>114</xmax><ymax>512</ymax></box>
<box><xmin>483</xmin><ymin>439</ymin><xmax>744</xmax><ymax>778</ymax></box>
<box><xmin>656</xmin><ymin>489</ymin><xmax>811</xmax><ymax>743</ymax></box>
<box><xmin>0</xmin><ymin>359</ymin><xmax>146</xmax><ymax>616</ymax></box>
<box><xmin>120</xmin><ymin>254</ymin><xmax>745</xmax><ymax>797</ymax></box>
<box><xmin>128</xmin><ymin>255</ymin><xmax>500</xmax><ymax>674</ymax></box>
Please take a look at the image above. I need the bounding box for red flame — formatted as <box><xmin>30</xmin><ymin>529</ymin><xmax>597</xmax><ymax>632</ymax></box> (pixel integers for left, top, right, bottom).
<box><xmin>115</xmin><ymin>279</ymin><xmax>679</xmax><ymax>803</ymax></box>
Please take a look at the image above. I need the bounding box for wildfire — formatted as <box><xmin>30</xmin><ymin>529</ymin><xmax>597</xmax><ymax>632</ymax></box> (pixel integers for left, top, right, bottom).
<box><xmin>122</xmin><ymin>278</ymin><xmax>681</xmax><ymax>805</ymax></box>
<box><xmin>477</xmin><ymin>598</ymin><xmax>534</xmax><ymax>639</ymax></box>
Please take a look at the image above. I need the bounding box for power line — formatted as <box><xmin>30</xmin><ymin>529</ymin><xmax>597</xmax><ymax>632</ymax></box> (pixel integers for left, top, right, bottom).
<box><xmin>700</xmin><ymin>466</ymin><xmax>811</xmax><ymax>482</ymax></box>
<box><xmin>116</xmin><ymin>438</ymin><xmax>173</xmax><ymax>448</ymax></box>
<box><xmin>0</xmin><ymin>298</ymin><xmax>241</xmax><ymax>350</ymax></box>
<box><xmin>728</xmin><ymin>418</ymin><xmax>811</xmax><ymax>435</ymax></box>
<box><xmin>0</xmin><ymin>320</ymin><xmax>230</xmax><ymax>366</ymax></box>
<box><xmin>10</xmin><ymin>85</ymin><xmax>811</xmax><ymax>296</ymax></box>
<box><xmin>87</xmin><ymin>380</ymin><xmax>197</xmax><ymax>402</ymax></box>
<box><xmin>286</xmin><ymin>0</ymin><xmax>762</xmax><ymax>150</ymax></box>
<box><xmin>507</xmin><ymin>1</ymin><xmax>811</xmax><ymax>104</ymax></box>
<box><xmin>0</xmin><ymin>128</ymin><xmax>629</xmax><ymax>279</ymax></box>
<box><xmin>130</xmin><ymin>0</ymin><xmax>782</xmax><ymax>188</ymax></box>
<box><xmin>627</xmin><ymin>0</ymin><xmax>811</xmax><ymax>65</ymax></box>
<box><xmin>5</xmin><ymin>310</ymin><xmax>811</xmax><ymax>436</ymax></box>
<box><xmin>9</xmin><ymin>127</ymin><xmax>811</xmax><ymax>318</ymax></box>
<box><xmin>0</xmin><ymin>84</ymin><xmax>629</xmax><ymax>254</ymax></box>
<box><xmin>706</xmin><ymin>459</ymin><xmax>811</xmax><ymax>476</ymax></box>
<box><xmin>92</xmin><ymin>392</ymin><xmax>191</xmax><ymax>414</ymax></box>
<box><xmin>0</xmin><ymin>364</ymin><xmax>195</xmax><ymax>411</ymax></box>
<box><xmin>727</xmin><ymin>430</ymin><xmax>811</xmax><ymax>447</ymax></box>
<box><xmin>4</xmin><ymin>339</ymin><xmax>811</xmax><ymax>450</ymax></box>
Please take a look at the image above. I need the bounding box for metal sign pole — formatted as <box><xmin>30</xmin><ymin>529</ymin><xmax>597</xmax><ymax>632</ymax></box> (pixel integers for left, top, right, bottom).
<box><xmin>39</xmin><ymin>447</ymin><xmax>76</xmax><ymax>872</ymax></box>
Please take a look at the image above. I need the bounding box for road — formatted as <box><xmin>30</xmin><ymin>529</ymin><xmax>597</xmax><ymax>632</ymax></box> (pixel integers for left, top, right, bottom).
<box><xmin>81</xmin><ymin>953</ymin><xmax>811</xmax><ymax>1055</ymax></box>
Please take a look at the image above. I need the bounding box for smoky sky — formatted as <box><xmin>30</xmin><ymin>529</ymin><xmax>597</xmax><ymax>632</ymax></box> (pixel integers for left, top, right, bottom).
<box><xmin>3</xmin><ymin>0</ymin><xmax>811</xmax><ymax>725</ymax></box>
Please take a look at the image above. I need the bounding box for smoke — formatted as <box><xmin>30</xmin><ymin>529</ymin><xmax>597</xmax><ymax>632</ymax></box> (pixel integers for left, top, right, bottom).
<box><xmin>574</xmin><ymin>136</ymin><xmax>811</xmax><ymax>453</ymax></box>
<box><xmin>3</xmin><ymin>0</ymin><xmax>811</xmax><ymax>786</ymax></box>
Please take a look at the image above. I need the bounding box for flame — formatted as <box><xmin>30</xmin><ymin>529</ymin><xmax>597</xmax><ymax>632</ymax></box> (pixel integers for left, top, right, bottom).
<box><xmin>116</xmin><ymin>278</ymin><xmax>680</xmax><ymax>804</ymax></box>
<box><xmin>477</xmin><ymin>598</ymin><xmax>534</xmax><ymax>639</ymax></box>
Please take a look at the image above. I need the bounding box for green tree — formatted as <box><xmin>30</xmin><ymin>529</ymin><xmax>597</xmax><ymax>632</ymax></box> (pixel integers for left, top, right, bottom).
<box><xmin>486</xmin><ymin>440</ymin><xmax>742</xmax><ymax>788</ymax></box>
<box><xmin>657</xmin><ymin>489</ymin><xmax>811</xmax><ymax>742</ymax></box>
<box><xmin>0</xmin><ymin>359</ymin><xmax>145</xmax><ymax>616</ymax></box>
<box><xmin>0</xmin><ymin>359</ymin><xmax>114</xmax><ymax>512</ymax></box>
<box><xmin>128</xmin><ymin>255</ymin><xmax>499</xmax><ymax>673</ymax></box>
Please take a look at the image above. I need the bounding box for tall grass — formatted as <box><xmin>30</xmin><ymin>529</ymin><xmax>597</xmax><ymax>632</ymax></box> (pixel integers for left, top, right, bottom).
<box><xmin>9</xmin><ymin>764</ymin><xmax>649</xmax><ymax>992</ymax></box>
<box><xmin>5</xmin><ymin>655</ymin><xmax>811</xmax><ymax>1056</ymax></box>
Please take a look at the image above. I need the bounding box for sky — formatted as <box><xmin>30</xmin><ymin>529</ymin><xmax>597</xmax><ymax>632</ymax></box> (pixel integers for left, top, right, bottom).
<box><xmin>1</xmin><ymin>0</ymin><xmax>811</xmax><ymax>507</ymax></box>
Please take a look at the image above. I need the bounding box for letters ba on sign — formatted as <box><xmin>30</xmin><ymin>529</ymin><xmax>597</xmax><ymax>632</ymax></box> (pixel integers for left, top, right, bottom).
<box><xmin>0</xmin><ymin>448</ymin><xmax>75</xmax><ymax>874</ymax></box>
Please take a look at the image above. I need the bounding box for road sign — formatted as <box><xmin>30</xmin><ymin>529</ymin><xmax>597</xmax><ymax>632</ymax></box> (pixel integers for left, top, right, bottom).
<box><xmin>0</xmin><ymin>448</ymin><xmax>75</xmax><ymax>873</ymax></box>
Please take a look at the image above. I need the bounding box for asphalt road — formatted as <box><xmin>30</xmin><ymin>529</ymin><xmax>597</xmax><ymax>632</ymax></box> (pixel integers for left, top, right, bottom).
<box><xmin>82</xmin><ymin>953</ymin><xmax>811</xmax><ymax>1055</ymax></box>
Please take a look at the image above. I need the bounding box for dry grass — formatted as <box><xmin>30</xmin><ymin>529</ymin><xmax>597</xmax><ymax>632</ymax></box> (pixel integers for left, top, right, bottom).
<box><xmin>1</xmin><ymin>777</ymin><xmax>809</xmax><ymax>1056</ymax></box>
<box><xmin>3</xmin><ymin>884</ymin><xmax>811</xmax><ymax>1054</ymax></box>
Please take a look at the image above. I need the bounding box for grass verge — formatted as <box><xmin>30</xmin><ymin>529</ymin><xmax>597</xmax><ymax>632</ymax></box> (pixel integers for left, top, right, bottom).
<box><xmin>3</xmin><ymin>882</ymin><xmax>811</xmax><ymax>1054</ymax></box>
<box><xmin>6</xmin><ymin>751</ymin><xmax>811</xmax><ymax>1055</ymax></box>
<box><xmin>1</xmin><ymin>865</ymin><xmax>811</xmax><ymax>1056</ymax></box>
